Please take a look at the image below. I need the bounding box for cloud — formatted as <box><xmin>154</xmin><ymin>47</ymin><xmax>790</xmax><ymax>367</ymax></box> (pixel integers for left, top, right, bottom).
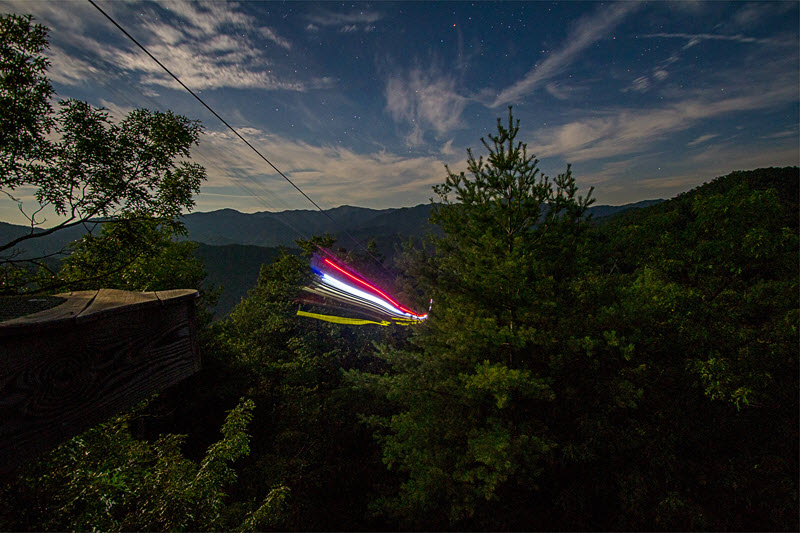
<box><xmin>628</xmin><ymin>76</ymin><xmax>650</xmax><ymax>93</ymax></box>
<box><xmin>629</xmin><ymin>22</ymin><xmax>790</xmax><ymax>95</ymax></box>
<box><xmin>190</xmin><ymin>127</ymin><xmax>456</xmax><ymax>212</ymax></box>
<box><xmin>652</xmin><ymin>70</ymin><xmax>669</xmax><ymax>81</ymax></box>
<box><xmin>306</xmin><ymin>8</ymin><xmax>382</xmax><ymax>33</ymax></box>
<box><xmin>545</xmin><ymin>82</ymin><xmax>571</xmax><ymax>100</ymax></box>
<box><xmin>643</xmin><ymin>32</ymin><xmax>791</xmax><ymax>48</ymax></box>
<box><xmin>529</xmin><ymin>81</ymin><xmax>798</xmax><ymax>162</ymax></box>
<box><xmin>633</xmin><ymin>143</ymin><xmax>798</xmax><ymax>192</ymax></box>
<box><xmin>441</xmin><ymin>139</ymin><xmax>456</xmax><ymax>156</ymax></box>
<box><xmin>491</xmin><ymin>2</ymin><xmax>639</xmax><ymax>107</ymax></box>
<box><xmin>721</xmin><ymin>2</ymin><xmax>797</xmax><ymax>31</ymax></box>
<box><xmin>761</xmin><ymin>130</ymin><xmax>797</xmax><ymax>140</ymax></box>
<box><xmin>44</xmin><ymin>44</ymin><xmax>102</xmax><ymax>86</ymax></box>
<box><xmin>687</xmin><ymin>133</ymin><xmax>719</xmax><ymax>146</ymax></box>
<box><xmin>258</xmin><ymin>27</ymin><xmax>292</xmax><ymax>50</ymax></box>
<box><xmin>576</xmin><ymin>140</ymin><xmax>798</xmax><ymax>206</ymax></box>
<box><xmin>385</xmin><ymin>68</ymin><xmax>469</xmax><ymax>146</ymax></box>
<box><xmin>688</xmin><ymin>142</ymin><xmax>798</xmax><ymax>168</ymax></box>
<box><xmin>12</xmin><ymin>0</ymin><xmax>305</xmax><ymax>91</ymax></box>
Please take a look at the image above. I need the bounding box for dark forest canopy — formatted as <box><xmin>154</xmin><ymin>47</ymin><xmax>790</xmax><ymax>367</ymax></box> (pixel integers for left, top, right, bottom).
<box><xmin>1</xmin><ymin>14</ymin><xmax>798</xmax><ymax>532</ymax></box>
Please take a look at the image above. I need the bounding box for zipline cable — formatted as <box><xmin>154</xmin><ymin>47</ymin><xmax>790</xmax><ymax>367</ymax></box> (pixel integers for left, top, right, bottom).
<box><xmin>86</xmin><ymin>0</ymin><xmax>391</xmax><ymax>271</ymax></box>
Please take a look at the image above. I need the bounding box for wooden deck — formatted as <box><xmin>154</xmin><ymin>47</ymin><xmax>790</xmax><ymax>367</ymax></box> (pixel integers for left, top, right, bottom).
<box><xmin>0</xmin><ymin>289</ymin><xmax>200</xmax><ymax>473</ymax></box>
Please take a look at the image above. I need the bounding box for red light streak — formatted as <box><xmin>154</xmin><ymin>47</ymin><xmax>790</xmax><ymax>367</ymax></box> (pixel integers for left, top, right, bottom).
<box><xmin>322</xmin><ymin>258</ymin><xmax>425</xmax><ymax>318</ymax></box>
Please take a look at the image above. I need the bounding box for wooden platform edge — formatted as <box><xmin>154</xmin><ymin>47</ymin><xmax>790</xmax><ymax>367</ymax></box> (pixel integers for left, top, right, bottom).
<box><xmin>0</xmin><ymin>289</ymin><xmax>202</xmax><ymax>473</ymax></box>
<box><xmin>0</xmin><ymin>289</ymin><xmax>199</xmax><ymax>335</ymax></box>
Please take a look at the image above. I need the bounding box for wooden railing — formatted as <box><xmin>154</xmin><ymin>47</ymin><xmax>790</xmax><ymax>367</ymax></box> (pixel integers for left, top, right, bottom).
<box><xmin>0</xmin><ymin>289</ymin><xmax>201</xmax><ymax>473</ymax></box>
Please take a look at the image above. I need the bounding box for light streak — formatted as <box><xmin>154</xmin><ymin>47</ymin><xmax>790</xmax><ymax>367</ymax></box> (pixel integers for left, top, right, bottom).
<box><xmin>319</xmin><ymin>272</ymin><xmax>416</xmax><ymax>318</ymax></box>
<box><xmin>296</xmin><ymin>254</ymin><xmax>429</xmax><ymax>325</ymax></box>
<box><xmin>322</xmin><ymin>258</ymin><xmax>426</xmax><ymax>318</ymax></box>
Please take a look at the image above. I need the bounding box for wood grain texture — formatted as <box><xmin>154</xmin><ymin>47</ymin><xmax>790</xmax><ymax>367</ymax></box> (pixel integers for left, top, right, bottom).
<box><xmin>77</xmin><ymin>289</ymin><xmax>158</xmax><ymax>318</ymax></box>
<box><xmin>0</xmin><ymin>290</ymin><xmax>200</xmax><ymax>473</ymax></box>
<box><xmin>0</xmin><ymin>291</ymin><xmax>97</xmax><ymax>331</ymax></box>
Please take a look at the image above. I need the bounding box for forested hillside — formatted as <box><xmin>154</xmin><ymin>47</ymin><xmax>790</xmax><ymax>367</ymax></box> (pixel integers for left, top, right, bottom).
<box><xmin>1</xmin><ymin>15</ymin><xmax>797</xmax><ymax>531</ymax></box>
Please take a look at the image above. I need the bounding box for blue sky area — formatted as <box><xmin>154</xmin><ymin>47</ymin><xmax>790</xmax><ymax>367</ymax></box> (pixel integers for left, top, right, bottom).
<box><xmin>2</xmin><ymin>1</ymin><xmax>798</xmax><ymax>225</ymax></box>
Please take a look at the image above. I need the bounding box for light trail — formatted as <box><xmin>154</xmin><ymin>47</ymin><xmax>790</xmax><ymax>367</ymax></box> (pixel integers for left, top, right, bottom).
<box><xmin>297</xmin><ymin>254</ymin><xmax>429</xmax><ymax>325</ymax></box>
<box><xmin>322</xmin><ymin>259</ymin><xmax>426</xmax><ymax>318</ymax></box>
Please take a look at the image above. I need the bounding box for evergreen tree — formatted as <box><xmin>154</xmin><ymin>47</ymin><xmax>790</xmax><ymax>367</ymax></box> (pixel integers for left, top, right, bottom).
<box><xmin>350</xmin><ymin>108</ymin><xmax>597</xmax><ymax>528</ymax></box>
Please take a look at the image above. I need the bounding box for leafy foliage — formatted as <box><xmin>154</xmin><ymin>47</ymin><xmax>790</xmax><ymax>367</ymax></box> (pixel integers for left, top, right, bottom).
<box><xmin>0</xmin><ymin>399</ymin><xmax>289</xmax><ymax>532</ymax></box>
<box><xmin>52</xmin><ymin>217</ymin><xmax>202</xmax><ymax>289</ymax></box>
<box><xmin>212</xmin><ymin>245</ymin><xmax>398</xmax><ymax>530</ymax></box>
<box><xmin>0</xmin><ymin>13</ymin><xmax>205</xmax><ymax>294</ymax></box>
<box><xmin>0</xmin><ymin>14</ymin><xmax>54</xmax><ymax>190</ymax></box>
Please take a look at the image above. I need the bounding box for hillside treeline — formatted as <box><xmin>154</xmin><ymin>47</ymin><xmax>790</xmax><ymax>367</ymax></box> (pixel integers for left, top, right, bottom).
<box><xmin>1</xmin><ymin>14</ymin><xmax>798</xmax><ymax>532</ymax></box>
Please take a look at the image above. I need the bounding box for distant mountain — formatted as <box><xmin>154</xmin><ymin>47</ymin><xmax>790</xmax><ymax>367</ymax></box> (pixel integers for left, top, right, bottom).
<box><xmin>180</xmin><ymin>200</ymin><xmax>665</xmax><ymax>250</ymax></box>
<box><xmin>0</xmin><ymin>220</ymin><xmax>104</xmax><ymax>260</ymax></box>
<box><xmin>0</xmin><ymin>201</ymin><xmax>665</xmax><ymax>259</ymax></box>
<box><xmin>2</xmin><ymin>167</ymin><xmax>796</xmax><ymax>323</ymax></box>
<box><xmin>587</xmin><ymin>199</ymin><xmax>663</xmax><ymax>219</ymax></box>
<box><xmin>179</xmin><ymin>204</ymin><xmax>435</xmax><ymax>249</ymax></box>
<box><xmin>0</xmin><ymin>199</ymin><xmax>663</xmax><ymax>319</ymax></box>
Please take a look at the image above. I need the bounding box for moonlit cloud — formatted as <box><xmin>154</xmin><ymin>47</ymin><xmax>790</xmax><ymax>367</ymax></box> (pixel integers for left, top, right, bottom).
<box><xmin>385</xmin><ymin>68</ymin><xmax>469</xmax><ymax>146</ymax></box>
<box><xmin>306</xmin><ymin>8</ymin><xmax>382</xmax><ymax>32</ymax></box>
<box><xmin>110</xmin><ymin>2</ymin><xmax>301</xmax><ymax>91</ymax></box>
<box><xmin>643</xmin><ymin>32</ymin><xmax>791</xmax><ymax>48</ymax></box>
<box><xmin>530</xmin><ymin>82</ymin><xmax>798</xmax><ymax>162</ymax></box>
<box><xmin>545</xmin><ymin>82</ymin><xmax>571</xmax><ymax>100</ymax></box>
<box><xmin>491</xmin><ymin>2</ymin><xmax>640</xmax><ymax>107</ymax></box>
<box><xmin>9</xmin><ymin>0</ymin><xmax>305</xmax><ymax>91</ymax></box>
<box><xmin>629</xmin><ymin>76</ymin><xmax>650</xmax><ymax>93</ymax></box>
<box><xmin>687</xmin><ymin>134</ymin><xmax>719</xmax><ymax>146</ymax></box>
<box><xmin>44</xmin><ymin>44</ymin><xmax>102</xmax><ymax>86</ymax></box>
<box><xmin>191</xmin><ymin>127</ymin><xmax>456</xmax><ymax>212</ymax></box>
<box><xmin>652</xmin><ymin>70</ymin><xmax>668</xmax><ymax>81</ymax></box>
<box><xmin>761</xmin><ymin>130</ymin><xmax>797</xmax><ymax>140</ymax></box>
<box><xmin>258</xmin><ymin>27</ymin><xmax>292</xmax><ymax>50</ymax></box>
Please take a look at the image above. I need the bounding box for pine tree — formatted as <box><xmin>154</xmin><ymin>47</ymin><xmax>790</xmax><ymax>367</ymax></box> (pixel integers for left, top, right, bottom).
<box><xmin>350</xmin><ymin>108</ymin><xmax>596</xmax><ymax>528</ymax></box>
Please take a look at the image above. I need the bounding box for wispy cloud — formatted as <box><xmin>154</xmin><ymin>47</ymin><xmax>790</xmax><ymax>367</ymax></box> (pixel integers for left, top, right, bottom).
<box><xmin>191</xmin><ymin>127</ymin><xmax>455</xmax><ymax>211</ymax></box>
<box><xmin>687</xmin><ymin>133</ymin><xmax>719</xmax><ymax>146</ymax></box>
<box><xmin>11</xmin><ymin>0</ymin><xmax>304</xmax><ymax>91</ymax></box>
<box><xmin>530</xmin><ymin>81</ymin><xmax>798</xmax><ymax>162</ymax></box>
<box><xmin>633</xmin><ymin>143</ymin><xmax>798</xmax><ymax>193</ymax></box>
<box><xmin>306</xmin><ymin>8</ymin><xmax>382</xmax><ymax>33</ymax></box>
<box><xmin>259</xmin><ymin>27</ymin><xmax>292</xmax><ymax>50</ymax></box>
<box><xmin>491</xmin><ymin>2</ymin><xmax>639</xmax><ymax>107</ymax></box>
<box><xmin>44</xmin><ymin>44</ymin><xmax>103</xmax><ymax>86</ymax></box>
<box><xmin>720</xmin><ymin>2</ymin><xmax>797</xmax><ymax>32</ymax></box>
<box><xmin>761</xmin><ymin>130</ymin><xmax>797</xmax><ymax>140</ymax></box>
<box><xmin>643</xmin><ymin>32</ymin><xmax>791</xmax><ymax>48</ymax></box>
<box><xmin>385</xmin><ymin>68</ymin><xmax>469</xmax><ymax>146</ymax></box>
<box><xmin>628</xmin><ymin>20</ymin><xmax>792</xmax><ymax>94</ymax></box>
<box><xmin>116</xmin><ymin>2</ymin><xmax>299</xmax><ymax>91</ymax></box>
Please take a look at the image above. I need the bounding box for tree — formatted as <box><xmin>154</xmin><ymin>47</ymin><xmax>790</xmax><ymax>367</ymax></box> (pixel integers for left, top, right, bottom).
<box><xmin>596</xmin><ymin>169</ymin><xmax>799</xmax><ymax>529</ymax></box>
<box><xmin>0</xmin><ymin>13</ymin><xmax>206</xmax><ymax>293</ymax></box>
<box><xmin>349</xmin><ymin>108</ymin><xmax>598</xmax><ymax>528</ymax></box>
<box><xmin>216</xmin><ymin>243</ymin><xmax>397</xmax><ymax>530</ymax></box>
<box><xmin>0</xmin><ymin>398</ymin><xmax>290</xmax><ymax>532</ymax></box>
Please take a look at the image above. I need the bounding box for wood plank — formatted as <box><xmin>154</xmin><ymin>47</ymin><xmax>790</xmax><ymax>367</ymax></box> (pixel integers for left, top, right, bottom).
<box><xmin>0</xmin><ymin>291</ymin><xmax>98</xmax><ymax>331</ymax></box>
<box><xmin>0</xmin><ymin>295</ymin><xmax>200</xmax><ymax>473</ymax></box>
<box><xmin>0</xmin><ymin>295</ymin><xmax>68</xmax><ymax>322</ymax></box>
<box><xmin>77</xmin><ymin>289</ymin><xmax>158</xmax><ymax>318</ymax></box>
<box><xmin>155</xmin><ymin>289</ymin><xmax>200</xmax><ymax>303</ymax></box>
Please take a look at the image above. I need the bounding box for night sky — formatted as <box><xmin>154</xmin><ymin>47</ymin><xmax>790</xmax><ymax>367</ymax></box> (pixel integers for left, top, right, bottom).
<box><xmin>2</xmin><ymin>1</ymin><xmax>798</xmax><ymax>225</ymax></box>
